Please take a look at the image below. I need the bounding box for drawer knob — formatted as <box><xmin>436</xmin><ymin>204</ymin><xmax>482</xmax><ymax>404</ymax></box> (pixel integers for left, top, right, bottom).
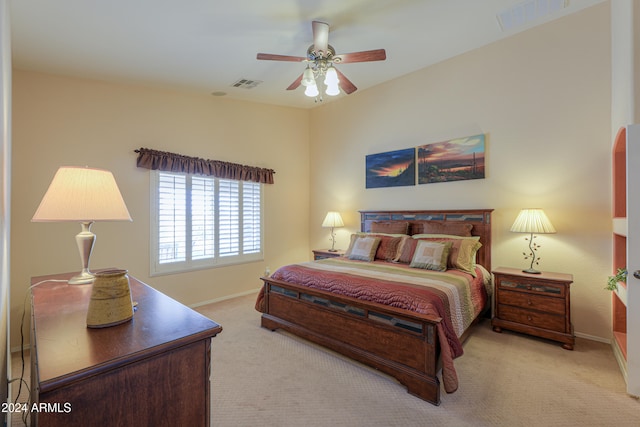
<box><xmin>527</xmin><ymin>299</ymin><xmax>532</xmax><ymax>306</ymax></box>
<box><xmin>527</xmin><ymin>315</ymin><xmax>533</xmax><ymax>321</ymax></box>
<box><xmin>527</xmin><ymin>285</ymin><xmax>532</xmax><ymax>290</ymax></box>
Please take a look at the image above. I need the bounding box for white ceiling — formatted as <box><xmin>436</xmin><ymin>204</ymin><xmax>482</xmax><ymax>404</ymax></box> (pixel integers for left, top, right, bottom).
<box><xmin>9</xmin><ymin>0</ymin><xmax>605</xmax><ymax>109</ymax></box>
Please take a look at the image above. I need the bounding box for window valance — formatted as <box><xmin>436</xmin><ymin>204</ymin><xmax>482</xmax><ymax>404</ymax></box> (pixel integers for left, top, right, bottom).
<box><xmin>135</xmin><ymin>147</ymin><xmax>275</xmax><ymax>184</ymax></box>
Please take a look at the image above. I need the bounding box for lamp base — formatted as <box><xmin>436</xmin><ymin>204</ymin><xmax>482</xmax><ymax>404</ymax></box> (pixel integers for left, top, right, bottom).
<box><xmin>68</xmin><ymin>270</ymin><xmax>95</xmax><ymax>285</ymax></box>
<box><xmin>328</xmin><ymin>249</ymin><xmax>338</xmax><ymax>252</ymax></box>
<box><xmin>71</xmin><ymin>221</ymin><xmax>96</xmax><ymax>285</ymax></box>
<box><xmin>522</xmin><ymin>268</ymin><xmax>541</xmax><ymax>274</ymax></box>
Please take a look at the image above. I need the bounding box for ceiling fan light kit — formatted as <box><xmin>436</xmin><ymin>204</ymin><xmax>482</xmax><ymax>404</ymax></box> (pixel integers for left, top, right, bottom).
<box><xmin>257</xmin><ymin>20</ymin><xmax>386</xmax><ymax>103</ymax></box>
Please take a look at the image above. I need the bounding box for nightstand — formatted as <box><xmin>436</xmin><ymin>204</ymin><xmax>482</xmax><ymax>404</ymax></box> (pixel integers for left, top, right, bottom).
<box><xmin>313</xmin><ymin>249</ymin><xmax>345</xmax><ymax>260</ymax></box>
<box><xmin>492</xmin><ymin>267</ymin><xmax>574</xmax><ymax>350</ymax></box>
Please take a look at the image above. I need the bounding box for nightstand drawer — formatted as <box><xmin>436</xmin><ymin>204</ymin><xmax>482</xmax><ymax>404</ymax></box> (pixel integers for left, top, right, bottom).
<box><xmin>498</xmin><ymin>289</ymin><xmax>565</xmax><ymax>315</ymax></box>
<box><xmin>498</xmin><ymin>278</ymin><xmax>566</xmax><ymax>298</ymax></box>
<box><xmin>498</xmin><ymin>304</ymin><xmax>565</xmax><ymax>332</ymax></box>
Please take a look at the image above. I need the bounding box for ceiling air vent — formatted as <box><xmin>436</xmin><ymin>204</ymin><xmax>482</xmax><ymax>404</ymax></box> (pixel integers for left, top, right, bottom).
<box><xmin>497</xmin><ymin>0</ymin><xmax>569</xmax><ymax>32</ymax></box>
<box><xmin>231</xmin><ymin>79</ymin><xmax>263</xmax><ymax>89</ymax></box>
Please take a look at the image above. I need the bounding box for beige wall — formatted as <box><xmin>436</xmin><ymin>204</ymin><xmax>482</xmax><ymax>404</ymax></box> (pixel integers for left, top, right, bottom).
<box><xmin>10</xmin><ymin>2</ymin><xmax>614</xmax><ymax>348</ymax></box>
<box><xmin>10</xmin><ymin>71</ymin><xmax>310</xmax><ymax>348</ymax></box>
<box><xmin>309</xmin><ymin>4</ymin><xmax>612</xmax><ymax>340</ymax></box>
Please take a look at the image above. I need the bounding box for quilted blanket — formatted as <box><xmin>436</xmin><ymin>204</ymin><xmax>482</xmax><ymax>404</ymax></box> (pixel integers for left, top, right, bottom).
<box><xmin>255</xmin><ymin>258</ymin><xmax>490</xmax><ymax>394</ymax></box>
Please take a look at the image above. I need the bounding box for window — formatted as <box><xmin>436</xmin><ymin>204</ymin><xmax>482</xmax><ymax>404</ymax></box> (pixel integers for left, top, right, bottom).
<box><xmin>150</xmin><ymin>170</ymin><xmax>263</xmax><ymax>275</ymax></box>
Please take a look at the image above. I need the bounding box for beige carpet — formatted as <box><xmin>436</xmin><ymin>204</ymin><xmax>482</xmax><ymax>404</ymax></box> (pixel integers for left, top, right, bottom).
<box><xmin>201</xmin><ymin>293</ymin><xmax>640</xmax><ymax>427</ymax></box>
<box><xmin>11</xmin><ymin>293</ymin><xmax>640</xmax><ymax>426</ymax></box>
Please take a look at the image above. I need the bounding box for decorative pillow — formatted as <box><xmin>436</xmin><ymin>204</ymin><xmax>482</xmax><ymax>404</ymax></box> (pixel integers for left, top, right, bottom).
<box><xmin>371</xmin><ymin>221</ymin><xmax>409</xmax><ymax>235</ymax></box>
<box><xmin>422</xmin><ymin>237</ymin><xmax>483</xmax><ymax>276</ymax></box>
<box><xmin>374</xmin><ymin>235</ymin><xmax>403</xmax><ymax>261</ymax></box>
<box><xmin>409</xmin><ymin>240</ymin><xmax>452</xmax><ymax>271</ymax></box>
<box><xmin>411</xmin><ymin>221</ymin><xmax>473</xmax><ymax>237</ymax></box>
<box><xmin>397</xmin><ymin>238</ymin><xmax>419</xmax><ymax>264</ymax></box>
<box><xmin>347</xmin><ymin>236</ymin><xmax>381</xmax><ymax>262</ymax></box>
<box><xmin>345</xmin><ymin>233</ymin><xmax>406</xmax><ymax>262</ymax></box>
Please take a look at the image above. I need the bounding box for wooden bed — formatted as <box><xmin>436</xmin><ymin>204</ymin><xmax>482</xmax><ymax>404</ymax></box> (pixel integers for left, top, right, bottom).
<box><xmin>258</xmin><ymin>209</ymin><xmax>493</xmax><ymax>405</ymax></box>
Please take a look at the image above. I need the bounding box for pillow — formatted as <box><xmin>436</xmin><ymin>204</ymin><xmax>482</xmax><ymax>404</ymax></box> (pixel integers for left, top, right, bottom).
<box><xmin>409</xmin><ymin>240</ymin><xmax>452</xmax><ymax>271</ymax></box>
<box><xmin>347</xmin><ymin>236</ymin><xmax>381</xmax><ymax>262</ymax></box>
<box><xmin>421</xmin><ymin>237</ymin><xmax>483</xmax><ymax>276</ymax></box>
<box><xmin>411</xmin><ymin>221</ymin><xmax>473</xmax><ymax>237</ymax></box>
<box><xmin>374</xmin><ymin>235</ymin><xmax>403</xmax><ymax>261</ymax></box>
<box><xmin>371</xmin><ymin>221</ymin><xmax>409</xmax><ymax>235</ymax></box>
<box><xmin>397</xmin><ymin>238</ymin><xmax>419</xmax><ymax>264</ymax></box>
<box><xmin>346</xmin><ymin>233</ymin><xmax>406</xmax><ymax>262</ymax></box>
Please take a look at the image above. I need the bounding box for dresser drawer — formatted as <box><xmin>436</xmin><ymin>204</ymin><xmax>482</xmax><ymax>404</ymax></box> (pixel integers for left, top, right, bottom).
<box><xmin>498</xmin><ymin>278</ymin><xmax>565</xmax><ymax>298</ymax></box>
<box><xmin>498</xmin><ymin>304</ymin><xmax>566</xmax><ymax>332</ymax></box>
<box><xmin>498</xmin><ymin>289</ymin><xmax>565</xmax><ymax>315</ymax></box>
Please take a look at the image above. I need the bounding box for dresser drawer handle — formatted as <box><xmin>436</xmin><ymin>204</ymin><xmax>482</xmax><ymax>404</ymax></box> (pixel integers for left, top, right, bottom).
<box><xmin>527</xmin><ymin>315</ymin><xmax>533</xmax><ymax>321</ymax></box>
<box><xmin>527</xmin><ymin>299</ymin><xmax>532</xmax><ymax>306</ymax></box>
<box><xmin>526</xmin><ymin>285</ymin><xmax>532</xmax><ymax>290</ymax></box>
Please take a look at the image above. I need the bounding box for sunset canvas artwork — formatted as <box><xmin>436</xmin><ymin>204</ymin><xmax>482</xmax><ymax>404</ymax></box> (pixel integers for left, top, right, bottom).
<box><xmin>417</xmin><ymin>134</ymin><xmax>485</xmax><ymax>184</ymax></box>
<box><xmin>365</xmin><ymin>148</ymin><xmax>416</xmax><ymax>189</ymax></box>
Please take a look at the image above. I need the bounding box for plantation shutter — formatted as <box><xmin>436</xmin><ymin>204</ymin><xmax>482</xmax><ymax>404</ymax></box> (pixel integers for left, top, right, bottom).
<box><xmin>191</xmin><ymin>176</ymin><xmax>215</xmax><ymax>260</ymax></box>
<box><xmin>218</xmin><ymin>179</ymin><xmax>240</xmax><ymax>257</ymax></box>
<box><xmin>158</xmin><ymin>173</ymin><xmax>186</xmax><ymax>263</ymax></box>
<box><xmin>242</xmin><ymin>182</ymin><xmax>261</xmax><ymax>254</ymax></box>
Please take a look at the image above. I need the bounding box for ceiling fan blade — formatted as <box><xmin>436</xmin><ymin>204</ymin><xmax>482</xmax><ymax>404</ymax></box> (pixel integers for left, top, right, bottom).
<box><xmin>312</xmin><ymin>21</ymin><xmax>329</xmax><ymax>55</ymax></box>
<box><xmin>257</xmin><ymin>53</ymin><xmax>307</xmax><ymax>62</ymax></box>
<box><xmin>286</xmin><ymin>74</ymin><xmax>303</xmax><ymax>91</ymax></box>
<box><xmin>335</xmin><ymin>68</ymin><xmax>357</xmax><ymax>94</ymax></box>
<box><xmin>333</xmin><ymin>49</ymin><xmax>386</xmax><ymax>64</ymax></box>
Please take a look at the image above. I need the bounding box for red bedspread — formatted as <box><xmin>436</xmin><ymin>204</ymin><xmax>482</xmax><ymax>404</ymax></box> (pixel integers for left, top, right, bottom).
<box><xmin>256</xmin><ymin>258</ymin><xmax>490</xmax><ymax>394</ymax></box>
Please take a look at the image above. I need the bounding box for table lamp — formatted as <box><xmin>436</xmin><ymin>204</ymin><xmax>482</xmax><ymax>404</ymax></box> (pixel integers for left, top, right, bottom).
<box><xmin>510</xmin><ymin>208</ymin><xmax>556</xmax><ymax>274</ymax></box>
<box><xmin>32</xmin><ymin>166</ymin><xmax>132</xmax><ymax>284</ymax></box>
<box><xmin>322</xmin><ymin>211</ymin><xmax>344</xmax><ymax>252</ymax></box>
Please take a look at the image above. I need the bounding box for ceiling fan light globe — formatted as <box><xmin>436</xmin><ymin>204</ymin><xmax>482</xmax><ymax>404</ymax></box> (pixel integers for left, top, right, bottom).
<box><xmin>301</xmin><ymin>67</ymin><xmax>316</xmax><ymax>86</ymax></box>
<box><xmin>325</xmin><ymin>83</ymin><xmax>340</xmax><ymax>96</ymax></box>
<box><xmin>324</xmin><ymin>66</ymin><xmax>339</xmax><ymax>85</ymax></box>
<box><xmin>304</xmin><ymin>83</ymin><xmax>319</xmax><ymax>97</ymax></box>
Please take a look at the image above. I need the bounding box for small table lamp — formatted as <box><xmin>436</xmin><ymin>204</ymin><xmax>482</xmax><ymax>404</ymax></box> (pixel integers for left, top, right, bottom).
<box><xmin>322</xmin><ymin>211</ymin><xmax>344</xmax><ymax>252</ymax></box>
<box><xmin>32</xmin><ymin>166</ymin><xmax>132</xmax><ymax>284</ymax></box>
<box><xmin>510</xmin><ymin>208</ymin><xmax>556</xmax><ymax>274</ymax></box>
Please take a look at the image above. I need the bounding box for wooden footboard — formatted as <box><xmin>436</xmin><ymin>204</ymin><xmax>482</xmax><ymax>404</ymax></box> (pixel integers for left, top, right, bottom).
<box><xmin>260</xmin><ymin>276</ymin><xmax>444</xmax><ymax>405</ymax></box>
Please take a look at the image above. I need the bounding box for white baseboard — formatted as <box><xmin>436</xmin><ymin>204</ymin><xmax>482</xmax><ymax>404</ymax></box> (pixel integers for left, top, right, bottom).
<box><xmin>611</xmin><ymin>338</ymin><xmax>628</xmax><ymax>385</ymax></box>
<box><xmin>189</xmin><ymin>287</ymin><xmax>261</xmax><ymax>309</ymax></box>
<box><xmin>575</xmin><ymin>331</ymin><xmax>610</xmax><ymax>344</ymax></box>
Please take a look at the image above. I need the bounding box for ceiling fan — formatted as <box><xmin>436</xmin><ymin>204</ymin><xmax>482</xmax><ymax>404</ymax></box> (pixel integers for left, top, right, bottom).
<box><xmin>257</xmin><ymin>20</ymin><xmax>386</xmax><ymax>101</ymax></box>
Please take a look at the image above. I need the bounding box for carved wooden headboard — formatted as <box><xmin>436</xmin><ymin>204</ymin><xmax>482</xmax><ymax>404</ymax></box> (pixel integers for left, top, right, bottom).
<box><xmin>360</xmin><ymin>209</ymin><xmax>493</xmax><ymax>272</ymax></box>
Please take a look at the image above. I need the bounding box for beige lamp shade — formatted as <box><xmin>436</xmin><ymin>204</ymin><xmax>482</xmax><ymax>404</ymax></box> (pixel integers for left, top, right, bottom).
<box><xmin>322</xmin><ymin>211</ymin><xmax>344</xmax><ymax>228</ymax></box>
<box><xmin>32</xmin><ymin>166</ymin><xmax>132</xmax><ymax>285</ymax></box>
<box><xmin>510</xmin><ymin>209</ymin><xmax>556</xmax><ymax>234</ymax></box>
<box><xmin>32</xmin><ymin>166</ymin><xmax>132</xmax><ymax>222</ymax></box>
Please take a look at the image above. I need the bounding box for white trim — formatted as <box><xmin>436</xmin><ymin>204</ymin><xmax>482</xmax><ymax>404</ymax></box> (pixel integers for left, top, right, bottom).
<box><xmin>189</xmin><ymin>287</ymin><xmax>262</xmax><ymax>308</ymax></box>
<box><xmin>574</xmin><ymin>331</ymin><xmax>610</xmax><ymax>344</ymax></box>
<box><xmin>149</xmin><ymin>170</ymin><xmax>264</xmax><ymax>276</ymax></box>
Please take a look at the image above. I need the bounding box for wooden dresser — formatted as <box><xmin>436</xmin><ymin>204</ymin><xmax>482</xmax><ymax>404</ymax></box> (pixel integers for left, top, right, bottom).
<box><xmin>30</xmin><ymin>271</ymin><xmax>222</xmax><ymax>427</ymax></box>
<box><xmin>492</xmin><ymin>267</ymin><xmax>574</xmax><ymax>350</ymax></box>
